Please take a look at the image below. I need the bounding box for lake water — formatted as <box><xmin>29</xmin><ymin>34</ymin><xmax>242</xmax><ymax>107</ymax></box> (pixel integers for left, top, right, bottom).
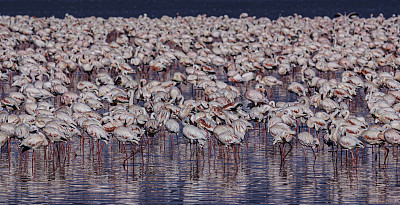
<box><xmin>1</xmin><ymin>1</ymin><xmax>400</xmax><ymax>204</ymax></box>
<box><xmin>1</xmin><ymin>0</ymin><xmax>400</xmax><ymax>19</ymax></box>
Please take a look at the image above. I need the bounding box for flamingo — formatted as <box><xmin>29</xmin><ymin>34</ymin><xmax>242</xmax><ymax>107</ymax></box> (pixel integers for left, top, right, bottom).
<box><xmin>165</xmin><ymin>118</ymin><xmax>180</xmax><ymax>144</ymax></box>
<box><xmin>297</xmin><ymin>132</ymin><xmax>319</xmax><ymax>165</ymax></box>
<box><xmin>338</xmin><ymin>134</ymin><xmax>364</xmax><ymax>165</ymax></box>
<box><xmin>300</xmin><ymin>66</ymin><xmax>316</xmax><ymax>82</ymax></box>
<box><xmin>379</xmin><ymin>128</ymin><xmax>400</xmax><ymax>164</ymax></box>
<box><xmin>14</xmin><ymin>124</ymin><xmax>32</xmax><ymax>140</ymax></box>
<box><xmin>214</xmin><ymin>125</ymin><xmax>234</xmax><ymax>137</ymax></box>
<box><xmin>71</xmin><ymin>102</ymin><xmax>93</xmax><ymax>113</ymax></box>
<box><xmin>182</xmin><ymin>124</ymin><xmax>208</xmax><ymax>148</ymax></box>
<box><xmin>214</xmin><ymin>130</ymin><xmax>241</xmax><ymax>146</ymax></box>
<box><xmin>86</xmin><ymin>124</ymin><xmax>109</xmax><ymax>142</ymax></box>
<box><xmin>306</xmin><ymin>116</ymin><xmax>328</xmax><ymax>133</ymax></box>
<box><xmin>8</xmin><ymin>91</ymin><xmax>26</xmax><ymax>105</ymax></box>
<box><xmin>195</xmin><ymin>117</ymin><xmax>217</xmax><ymax>132</ymax></box>
<box><xmin>113</xmin><ymin>126</ymin><xmax>140</xmax><ymax>144</ymax></box>
<box><xmin>288</xmin><ymin>82</ymin><xmax>307</xmax><ymax>97</ymax></box>
<box><xmin>42</xmin><ymin>126</ymin><xmax>67</xmax><ymax>143</ymax></box>
<box><xmin>361</xmin><ymin>126</ymin><xmax>386</xmax><ymax>146</ymax></box>
<box><xmin>214</xmin><ymin>129</ymin><xmax>242</xmax><ymax>160</ymax></box>
<box><xmin>256</xmin><ymin>75</ymin><xmax>283</xmax><ymax>87</ymax></box>
<box><xmin>270</xmin><ymin>122</ymin><xmax>296</xmax><ymax>164</ymax></box>
<box><xmin>244</xmin><ymin>89</ymin><xmax>268</xmax><ymax>106</ymax></box>
<box><xmin>145</xmin><ymin>119</ymin><xmax>160</xmax><ymax>136</ymax></box>
<box><xmin>318</xmin><ymin>92</ymin><xmax>340</xmax><ymax>113</ymax></box>
<box><xmin>342</xmin><ymin>76</ymin><xmax>364</xmax><ymax>89</ymax></box>
<box><xmin>172</xmin><ymin>72</ymin><xmax>187</xmax><ymax>83</ymax></box>
<box><xmin>20</xmin><ymin>132</ymin><xmax>48</xmax><ymax>153</ymax></box>
<box><xmin>0</xmin><ymin>122</ymin><xmax>16</xmax><ymax>137</ymax></box>
<box><xmin>231</xmin><ymin>118</ymin><xmax>252</xmax><ymax>141</ymax></box>
<box><xmin>0</xmin><ymin>97</ymin><xmax>19</xmax><ymax>111</ymax></box>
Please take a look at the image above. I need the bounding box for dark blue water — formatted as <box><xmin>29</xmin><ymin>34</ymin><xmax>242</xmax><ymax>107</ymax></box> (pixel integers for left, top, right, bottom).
<box><xmin>1</xmin><ymin>2</ymin><xmax>400</xmax><ymax>204</ymax></box>
<box><xmin>1</xmin><ymin>0</ymin><xmax>399</xmax><ymax>19</ymax></box>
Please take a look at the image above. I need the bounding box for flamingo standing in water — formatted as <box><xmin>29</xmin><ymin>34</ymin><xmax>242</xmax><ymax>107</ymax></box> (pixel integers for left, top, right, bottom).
<box><xmin>165</xmin><ymin>118</ymin><xmax>180</xmax><ymax>145</ymax></box>
<box><xmin>42</xmin><ymin>126</ymin><xmax>68</xmax><ymax>143</ymax></box>
<box><xmin>361</xmin><ymin>125</ymin><xmax>386</xmax><ymax>159</ymax></box>
<box><xmin>297</xmin><ymin>132</ymin><xmax>319</xmax><ymax>166</ymax></box>
<box><xmin>214</xmin><ymin>128</ymin><xmax>242</xmax><ymax>162</ymax></box>
<box><xmin>113</xmin><ymin>126</ymin><xmax>140</xmax><ymax>145</ymax></box>
<box><xmin>86</xmin><ymin>124</ymin><xmax>109</xmax><ymax>156</ymax></box>
<box><xmin>256</xmin><ymin>75</ymin><xmax>283</xmax><ymax>87</ymax></box>
<box><xmin>379</xmin><ymin>128</ymin><xmax>400</xmax><ymax>164</ymax></box>
<box><xmin>244</xmin><ymin>89</ymin><xmax>268</xmax><ymax>107</ymax></box>
<box><xmin>338</xmin><ymin>134</ymin><xmax>364</xmax><ymax>166</ymax></box>
<box><xmin>113</xmin><ymin>126</ymin><xmax>141</xmax><ymax>167</ymax></box>
<box><xmin>20</xmin><ymin>132</ymin><xmax>48</xmax><ymax>166</ymax></box>
<box><xmin>270</xmin><ymin>122</ymin><xmax>296</xmax><ymax>166</ymax></box>
<box><xmin>182</xmin><ymin>117</ymin><xmax>208</xmax><ymax>151</ymax></box>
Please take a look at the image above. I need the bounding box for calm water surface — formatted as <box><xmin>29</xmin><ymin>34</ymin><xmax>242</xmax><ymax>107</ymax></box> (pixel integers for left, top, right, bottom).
<box><xmin>0</xmin><ymin>66</ymin><xmax>399</xmax><ymax>204</ymax></box>
<box><xmin>1</xmin><ymin>2</ymin><xmax>400</xmax><ymax>203</ymax></box>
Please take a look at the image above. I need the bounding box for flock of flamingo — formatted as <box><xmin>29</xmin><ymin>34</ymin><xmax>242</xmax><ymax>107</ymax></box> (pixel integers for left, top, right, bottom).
<box><xmin>0</xmin><ymin>12</ymin><xmax>400</xmax><ymax>170</ymax></box>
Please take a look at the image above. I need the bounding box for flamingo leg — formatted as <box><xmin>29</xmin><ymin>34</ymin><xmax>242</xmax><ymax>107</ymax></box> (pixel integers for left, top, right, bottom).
<box><xmin>312</xmin><ymin>147</ymin><xmax>317</xmax><ymax>169</ymax></box>
<box><xmin>384</xmin><ymin>145</ymin><xmax>390</xmax><ymax>167</ymax></box>
<box><xmin>302</xmin><ymin>146</ymin><xmax>307</xmax><ymax>164</ymax></box>
<box><xmin>284</xmin><ymin>143</ymin><xmax>292</xmax><ymax>159</ymax></box>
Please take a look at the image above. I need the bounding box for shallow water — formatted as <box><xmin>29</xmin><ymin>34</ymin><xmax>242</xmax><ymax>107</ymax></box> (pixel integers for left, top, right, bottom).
<box><xmin>1</xmin><ymin>2</ymin><xmax>400</xmax><ymax>203</ymax></box>
<box><xmin>0</xmin><ymin>65</ymin><xmax>399</xmax><ymax>204</ymax></box>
